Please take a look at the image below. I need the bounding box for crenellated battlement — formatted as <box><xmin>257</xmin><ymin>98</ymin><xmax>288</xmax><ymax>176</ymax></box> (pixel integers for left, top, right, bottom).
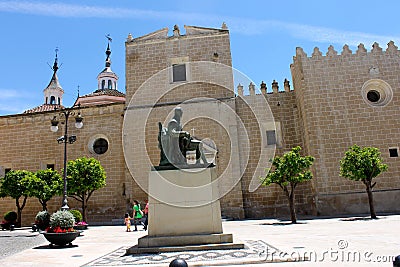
<box><xmin>236</xmin><ymin>78</ymin><xmax>292</xmax><ymax>97</ymax></box>
<box><xmin>294</xmin><ymin>41</ymin><xmax>399</xmax><ymax>60</ymax></box>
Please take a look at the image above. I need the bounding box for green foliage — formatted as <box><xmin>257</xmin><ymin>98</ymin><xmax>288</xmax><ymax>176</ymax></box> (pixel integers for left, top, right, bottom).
<box><xmin>340</xmin><ymin>145</ymin><xmax>388</xmax><ymax>182</ymax></box>
<box><xmin>262</xmin><ymin>146</ymin><xmax>315</xmax><ymax>188</ymax></box>
<box><xmin>69</xmin><ymin>209</ymin><xmax>83</xmax><ymax>223</ymax></box>
<box><xmin>340</xmin><ymin>145</ymin><xmax>388</xmax><ymax>219</ymax></box>
<box><xmin>66</xmin><ymin>157</ymin><xmax>106</xmax><ymax>196</ymax></box>
<box><xmin>0</xmin><ymin>170</ymin><xmax>36</xmax><ymax>226</ymax></box>
<box><xmin>35</xmin><ymin>210</ymin><xmax>50</xmax><ymax>223</ymax></box>
<box><xmin>35</xmin><ymin>210</ymin><xmax>50</xmax><ymax>230</ymax></box>
<box><xmin>4</xmin><ymin>211</ymin><xmax>17</xmax><ymax>222</ymax></box>
<box><xmin>0</xmin><ymin>170</ymin><xmax>35</xmax><ymax>199</ymax></box>
<box><xmin>261</xmin><ymin>146</ymin><xmax>314</xmax><ymax>223</ymax></box>
<box><xmin>66</xmin><ymin>157</ymin><xmax>106</xmax><ymax>222</ymax></box>
<box><xmin>29</xmin><ymin>169</ymin><xmax>62</xmax><ymax>210</ymax></box>
<box><xmin>49</xmin><ymin>210</ymin><xmax>75</xmax><ymax>229</ymax></box>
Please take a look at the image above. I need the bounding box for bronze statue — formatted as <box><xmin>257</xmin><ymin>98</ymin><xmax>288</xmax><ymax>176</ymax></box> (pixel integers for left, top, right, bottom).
<box><xmin>158</xmin><ymin>107</ymin><xmax>208</xmax><ymax>166</ymax></box>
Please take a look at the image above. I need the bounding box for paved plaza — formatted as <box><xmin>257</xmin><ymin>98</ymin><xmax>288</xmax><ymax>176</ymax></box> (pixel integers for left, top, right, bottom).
<box><xmin>0</xmin><ymin>214</ymin><xmax>399</xmax><ymax>267</ymax></box>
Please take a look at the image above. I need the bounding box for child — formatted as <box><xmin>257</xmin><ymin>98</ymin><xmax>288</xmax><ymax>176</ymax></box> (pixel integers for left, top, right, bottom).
<box><xmin>124</xmin><ymin>213</ymin><xmax>131</xmax><ymax>232</ymax></box>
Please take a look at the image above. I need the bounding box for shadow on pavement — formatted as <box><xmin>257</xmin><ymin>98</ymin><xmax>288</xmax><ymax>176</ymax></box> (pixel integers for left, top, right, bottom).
<box><xmin>33</xmin><ymin>244</ymin><xmax>79</xmax><ymax>249</ymax></box>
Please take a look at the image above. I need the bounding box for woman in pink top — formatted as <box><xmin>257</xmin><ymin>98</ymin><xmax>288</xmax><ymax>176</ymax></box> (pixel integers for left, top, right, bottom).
<box><xmin>143</xmin><ymin>200</ymin><xmax>149</xmax><ymax>231</ymax></box>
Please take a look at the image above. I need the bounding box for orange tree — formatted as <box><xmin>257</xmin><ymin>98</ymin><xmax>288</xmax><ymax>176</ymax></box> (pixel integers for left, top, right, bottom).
<box><xmin>261</xmin><ymin>146</ymin><xmax>314</xmax><ymax>223</ymax></box>
<box><xmin>0</xmin><ymin>170</ymin><xmax>36</xmax><ymax>226</ymax></box>
<box><xmin>66</xmin><ymin>157</ymin><xmax>106</xmax><ymax>222</ymax></box>
<box><xmin>29</xmin><ymin>169</ymin><xmax>62</xmax><ymax>211</ymax></box>
<box><xmin>340</xmin><ymin>145</ymin><xmax>388</xmax><ymax>219</ymax></box>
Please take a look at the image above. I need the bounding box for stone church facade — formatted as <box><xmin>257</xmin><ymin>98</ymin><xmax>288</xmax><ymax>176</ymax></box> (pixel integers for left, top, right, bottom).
<box><xmin>0</xmin><ymin>24</ymin><xmax>399</xmax><ymax>226</ymax></box>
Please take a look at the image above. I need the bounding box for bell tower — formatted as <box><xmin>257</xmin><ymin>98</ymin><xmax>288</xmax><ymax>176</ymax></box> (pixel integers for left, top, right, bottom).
<box><xmin>43</xmin><ymin>48</ymin><xmax>64</xmax><ymax>105</ymax></box>
<box><xmin>97</xmin><ymin>37</ymin><xmax>118</xmax><ymax>91</ymax></box>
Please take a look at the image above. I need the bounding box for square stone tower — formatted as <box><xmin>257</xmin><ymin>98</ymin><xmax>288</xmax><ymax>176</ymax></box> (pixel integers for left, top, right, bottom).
<box><xmin>124</xmin><ymin>25</ymin><xmax>245</xmax><ymax>219</ymax></box>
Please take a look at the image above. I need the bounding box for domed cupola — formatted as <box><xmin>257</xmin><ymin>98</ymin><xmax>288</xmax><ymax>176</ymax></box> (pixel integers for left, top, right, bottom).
<box><xmin>73</xmin><ymin>36</ymin><xmax>125</xmax><ymax>107</ymax></box>
<box><xmin>96</xmin><ymin>37</ymin><xmax>118</xmax><ymax>91</ymax></box>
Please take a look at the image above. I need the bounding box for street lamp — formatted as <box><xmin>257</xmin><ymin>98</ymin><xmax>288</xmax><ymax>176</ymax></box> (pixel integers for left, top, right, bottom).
<box><xmin>50</xmin><ymin>108</ymin><xmax>83</xmax><ymax>210</ymax></box>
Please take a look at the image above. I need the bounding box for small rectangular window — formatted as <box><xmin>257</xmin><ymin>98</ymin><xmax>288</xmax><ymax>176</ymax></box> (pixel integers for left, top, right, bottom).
<box><xmin>389</xmin><ymin>147</ymin><xmax>398</xmax><ymax>158</ymax></box>
<box><xmin>5</xmin><ymin>168</ymin><xmax>11</xmax><ymax>175</ymax></box>
<box><xmin>172</xmin><ymin>64</ymin><xmax>186</xmax><ymax>82</ymax></box>
<box><xmin>266</xmin><ymin>130</ymin><xmax>277</xmax><ymax>145</ymax></box>
<box><xmin>46</xmin><ymin>164</ymin><xmax>55</xmax><ymax>170</ymax></box>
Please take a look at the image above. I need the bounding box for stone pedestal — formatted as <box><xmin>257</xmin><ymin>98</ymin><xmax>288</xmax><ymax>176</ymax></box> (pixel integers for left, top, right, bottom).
<box><xmin>128</xmin><ymin>166</ymin><xmax>243</xmax><ymax>254</ymax></box>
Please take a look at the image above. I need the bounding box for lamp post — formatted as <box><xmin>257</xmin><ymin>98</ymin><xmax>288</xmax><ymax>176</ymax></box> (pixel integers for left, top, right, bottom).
<box><xmin>50</xmin><ymin>108</ymin><xmax>83</xmax><ymax>210</ymax></box>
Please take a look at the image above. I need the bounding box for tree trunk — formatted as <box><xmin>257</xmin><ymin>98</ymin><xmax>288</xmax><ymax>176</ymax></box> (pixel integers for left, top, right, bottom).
<box><xmin>284</xmin><ymin>186</ymin><xmax>297</xmax><ymax>223</ymax></box>
<box><xmin>40</xmin><ymin>200</ymin><xmax>47</xmax><ymax>211</ymax></box>
<box><xmin>365</xmin><ymin>182</ymin><xmax>377</xmax><ymax>219</ymax></box>
<box><xmin>16</xmin><ymin>198</ymin><xmax>22</xmax><ymax>228</ymax></box>
<box><xmin>82</xmin><ymin>193</ymin><xmax>87</xmax><ymax>222</ymax></box>
<box><xmin>43</xmin><ymin>202</ymin><xmax>47</xmax><ymax>211</ymax></box>
<box><xmin>15</xmin><ymin>196</ymin><xmax>27</xmax><ymax>227</ymax></box>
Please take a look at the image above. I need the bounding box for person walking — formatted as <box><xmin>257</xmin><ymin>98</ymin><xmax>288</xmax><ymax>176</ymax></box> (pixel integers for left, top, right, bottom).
<box><xmin>143</xmin><ymin>200</ymin><xmax>149</xmax><ymax>231</ymax></box>
<box><xmin>132</xmin><ymin>200</ymin><xmax>143</xmax><ymax>231</ymax></box>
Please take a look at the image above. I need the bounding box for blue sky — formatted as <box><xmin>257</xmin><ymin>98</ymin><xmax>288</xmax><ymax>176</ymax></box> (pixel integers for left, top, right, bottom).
<box><xmin>0</xmin><ymin>0</ymin><xmax>399</xmax><ymax>115</ymax></box>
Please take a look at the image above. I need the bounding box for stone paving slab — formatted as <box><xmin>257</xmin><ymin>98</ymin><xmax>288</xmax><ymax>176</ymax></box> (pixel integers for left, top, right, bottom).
<box><xmin>0</xmin><ymin>214</ymin><xmax>399</xmax><ymax>267</ymax></box>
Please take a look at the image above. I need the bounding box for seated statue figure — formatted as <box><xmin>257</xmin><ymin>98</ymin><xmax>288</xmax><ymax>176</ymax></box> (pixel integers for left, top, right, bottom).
<box><xmin>158</xmin><ymin>107</ymin><xmax>208</xmax><ymax>166</ymax></box>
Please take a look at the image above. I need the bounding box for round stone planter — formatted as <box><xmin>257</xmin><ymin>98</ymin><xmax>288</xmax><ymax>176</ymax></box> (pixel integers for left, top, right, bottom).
<box><xmin>73</xmin><ymin>224</ymin><xmax>88</xmax><ymax>231</ymax></box>
<box><xmin>42</xmin><ymin>231</ymin><xmax>80</xmax><ymax>247</ymax></box>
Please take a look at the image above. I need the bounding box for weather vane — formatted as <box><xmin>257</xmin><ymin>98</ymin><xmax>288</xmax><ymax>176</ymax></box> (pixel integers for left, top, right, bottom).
<box><xmin>48</xmin><ymin>47</ymin><xmax>61</xmax><ymax>72</ymax></box>
<box><xmin>106</xmin><ymin>34</ymin><xmax>112</xmax><ymax>43</ymax></box>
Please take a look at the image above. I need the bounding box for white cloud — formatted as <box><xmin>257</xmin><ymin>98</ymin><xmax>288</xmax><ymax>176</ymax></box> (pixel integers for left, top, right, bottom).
<box><xmin>281</xmin><ymin>22</ymin><xmax>399</xmax><ymax>47</ymax></box>
<box><xmin>0</xmin><ymin>89</ymin><xmax>19</xmax><ymax>99</ymax></box>
<box><xmin>0</xmin><ymin>1</ymin><xmax>201</xmax><ymax>19</ymax></box>
<box><xmin>0</xmin><ymin>1</ymin><xmax>398</xmax><ymax>47</ymax></box>
<box><xmin>0</xmin><ymin>89</ymin><xmax>38</xmax><ymax>114</ymax></box>
<box><xmin>0</xmin><ymin>89</ymin><xmax>36</xmax><ymax>99</ymax></box>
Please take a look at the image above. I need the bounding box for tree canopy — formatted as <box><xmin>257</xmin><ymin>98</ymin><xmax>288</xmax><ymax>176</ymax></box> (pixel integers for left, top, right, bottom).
<box><xmin>66</xmin><ymin>157</ymin><xmax>106</xmax><ymax>222</ymax></box>
<box><xmin>262</xmin><ymin>146</ymin><xmax>314</xmax><ymax>188</ymax></box>
<box><xmin>340</xmin><ymin>145</ymin><xmax>388</xmax><ymax>183</ymax></box>
<box><xmin>340</xmin><ymin>144</ymin><xmax>388</xmax><ymax>219</ymax></box>
<box><xmin>29</xmin><ymin>169</ymin><xmax>62</xmax><ymax>211</ymax></box>
<box><xmin>262</xmin><ymin>146</ymin><xmax>314</xmax><ymax>223</ymax></box>
<box><xmin>0</xmin><ymin>170</ymin><xmax>36</xmax><ymax>226</ymax></box>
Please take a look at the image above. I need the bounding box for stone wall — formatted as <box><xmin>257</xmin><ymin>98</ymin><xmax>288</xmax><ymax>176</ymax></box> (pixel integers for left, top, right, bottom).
<box><xmin>291</xmin><ymin>41</ymin><xmax>400</xmax><ymax>215</ymax></box>
<box><xmin>0</xmin><ymin>103</ymin><xmax>130</xmax><ymax>226</ymax></box>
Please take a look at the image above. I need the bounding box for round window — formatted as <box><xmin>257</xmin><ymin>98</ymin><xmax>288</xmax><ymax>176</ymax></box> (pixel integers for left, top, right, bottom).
<box><xmin>361</xmin><ymin>79</ymin><xmax>393</xmax><ymax>107</ymax></box>
<box><xmin>88</xmin><ymin>134</ymin><xmax>110</xmax><ymax>155</ymax></box>
<box><xmin>93</xmin><ymin>138</ymin><xmax>108</xmax><ymax>154</ymax></box>
<box><xmin>366</xmin><ymin>90</ymin><xmax>380</xmax><ymax>103</ymax></box>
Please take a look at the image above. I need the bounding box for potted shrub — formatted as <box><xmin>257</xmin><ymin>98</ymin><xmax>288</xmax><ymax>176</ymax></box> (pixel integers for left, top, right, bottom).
<box><xmin>42</xmin><ymin>210</ymin><xmax>79</xmax><ymax>247</ymax></box>
<box><xmin>33</xmin><ymin>211</ymin><xmax>50</xmax><ymax>231</ymax></box>
<box><xmin>69</xmin><ymin>209</ymin><xmax>88</xmax><ymax>230</ymax></box>
<box><xmin>1</xmin><ymin>211</ymin><xmax>17</xmax><ymax>230</ymax></box>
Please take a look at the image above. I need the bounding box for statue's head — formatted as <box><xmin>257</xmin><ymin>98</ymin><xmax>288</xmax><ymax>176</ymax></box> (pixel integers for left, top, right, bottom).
<box><xmin>174</xmin><ymin>107</ymin><xmax>183</xmax><ymax>118</ymax></box>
